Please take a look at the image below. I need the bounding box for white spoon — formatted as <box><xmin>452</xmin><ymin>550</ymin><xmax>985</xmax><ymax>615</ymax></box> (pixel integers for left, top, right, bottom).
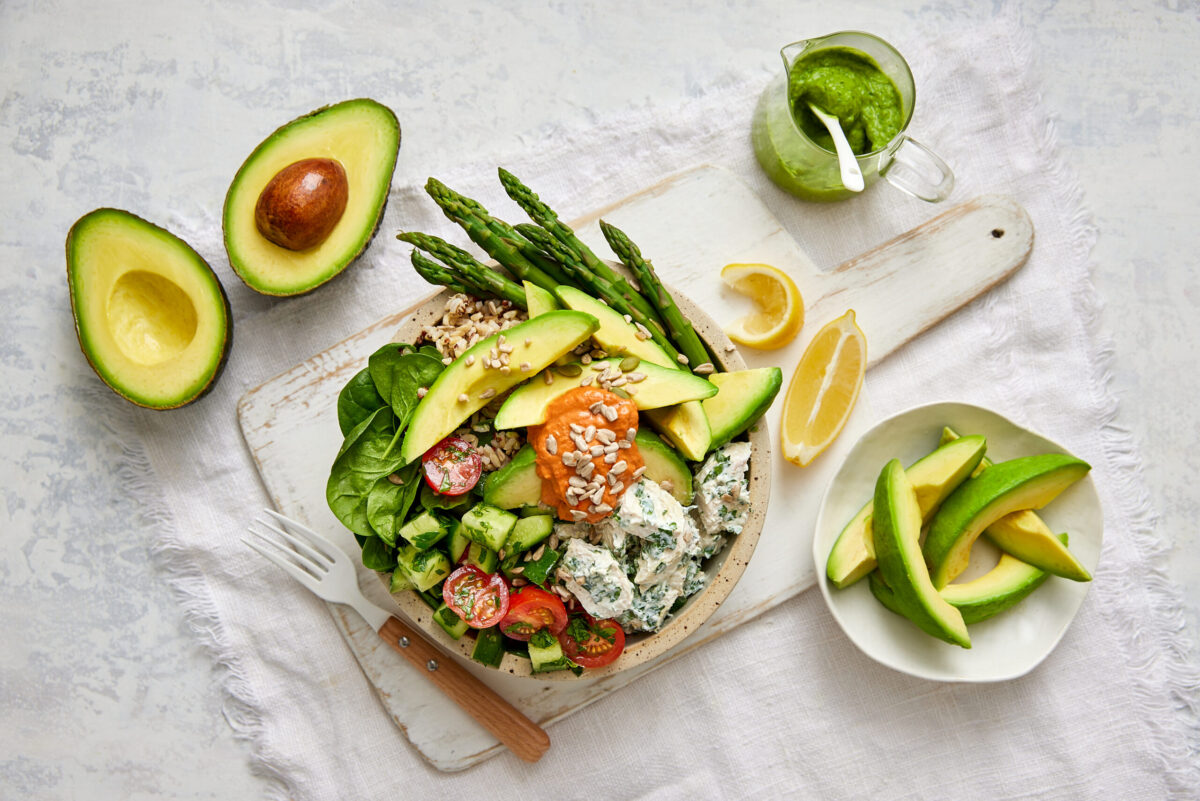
<box><xmin>808</xmin><ymin>103</ymin><xmax>865</xmax><ymax>192</ymax></box>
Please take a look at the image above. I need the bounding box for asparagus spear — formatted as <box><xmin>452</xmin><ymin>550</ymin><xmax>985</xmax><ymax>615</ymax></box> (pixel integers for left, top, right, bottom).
<box><xmin>409</xmin><ymin>249</ymin><xmax>471</xmax><ymax>296</ymax></box>
<box><xmin>424</xmin><ymin>179</ymin><xmax>564</xmax><ymax>291</ymax></box>
<box><xmin>599</xmin><ymin>220</ymin><xmax>713</xmax><ymax>369</ymax></box>
<box><xmin>497</xmin><ymin>168</ymin><xmax>664</xmax><ymax>326</ymax></box>
<box><xmin>514</xmin><ymin>223</ymin><xmax>682</xmax><ymax>360</ymax></box>
<box><xmin>399</xmin><ymin>232</ymin><xmax>528</xmax><ymax>309</ymax></box>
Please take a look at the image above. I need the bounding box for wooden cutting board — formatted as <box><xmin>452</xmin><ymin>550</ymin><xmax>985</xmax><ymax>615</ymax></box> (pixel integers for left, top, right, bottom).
<box><xmin>237</xmin><ymin>165</ymin><xmax>1032</xmax><ymax>771</ymax></box>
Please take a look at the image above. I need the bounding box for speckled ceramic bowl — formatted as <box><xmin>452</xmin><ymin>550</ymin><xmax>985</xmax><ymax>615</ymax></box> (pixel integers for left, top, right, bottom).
<box><xmin>381</xmin><ymin>287</ymin><xmax>770</xmax><ymax>680</ymax></box>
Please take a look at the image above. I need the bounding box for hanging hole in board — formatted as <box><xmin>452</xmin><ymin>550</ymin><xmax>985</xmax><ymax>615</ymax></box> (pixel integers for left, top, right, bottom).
<box><xmin>991</xmin><ymin>229</ymin><xmax>1005</xmax><ymax>239</ymax></box>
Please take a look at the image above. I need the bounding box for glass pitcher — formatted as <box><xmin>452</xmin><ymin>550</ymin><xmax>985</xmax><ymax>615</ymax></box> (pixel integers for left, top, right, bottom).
<box><xmin>751</xmin><ymin>31</ymin><xmax>954</xmax><ymax>203</ymax></box>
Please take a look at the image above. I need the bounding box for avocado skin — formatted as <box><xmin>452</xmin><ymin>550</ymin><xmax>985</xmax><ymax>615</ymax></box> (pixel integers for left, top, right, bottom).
<box><xmin>222</xmin><ymin>98</ymin><xmax>401</xmax><ymax>296</ymax></box>
<box><xmin>65</xmin><ymin>208</ymin><xmax>233</xmax><ymax>410</ymax></box>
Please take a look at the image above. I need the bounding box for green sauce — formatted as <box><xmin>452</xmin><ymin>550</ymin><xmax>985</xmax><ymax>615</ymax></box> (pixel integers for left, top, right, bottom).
<box><xmin>787</xmin><ymin>47</ymin><xmax>903</xmax><ymax>155</ymax></box>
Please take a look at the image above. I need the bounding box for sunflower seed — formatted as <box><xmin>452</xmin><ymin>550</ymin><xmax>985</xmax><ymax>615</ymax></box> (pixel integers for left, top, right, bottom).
<box><xmin>465</xmin><ymin>354</ymin><xmax>476</xmax><ymax>366</ymax></box>
<box><xmin>570</xmin><ymin>509</ymin><xmax>588</xmax><ymax>521</ymax></box>
<box><xmin>568</xmin><ymin>476</ymin><xmax>587</xmax><ymax>488</ymax></box>
<box><xmin>546</xmin><ymin>435</ymin><xmax>558</xmax><ymax>455</ymax></box>
<box><xmin>584</xmin><ymin>425</ymin><xmax>596</xmax><ymax>442</ymax></box>
<box><xmin>626</xmin><ymin>427</ymin><xmax>637</xmax><ymax>441</ymax></box>
<box><xmin>581</xmin><ymin>354</ymin><xmax>592</xmax><ymax>365</ymax></box>
<box><xmin>531</xmin><ymin>544</ymin><xmax>546</xmax><ymax>561</ymax></box>
<box><xmin>604</xmin><ymin>452</ymin><xmax>617</xmax><ymax>464</ymax></box>
<box><xmin>611</xmin><ymin>460</ymin><xmax>627</xmax><ymax>475</ymax></box>
<box><xmin>676</xmin><ymin>353</ymin><xmax>690</xmax><ymax>365</ymax></box>
<box><xmin>601</xmin><ymin>405</ymin><xmax>619</xmax><ymax>422</ymax></box>
<box><xmin>480</xmin><ymin>388</ymin><xmax>496</xmax><ymax>399</ymax></box>
<box><xmin>458</xmin><ymin>393</ymin><xmax>469</xmax><ymax>403</ymax></box>
<box><xmin>511</xmin><ymin>577</ymin><xmax>528</xmax><ymax>586</ymax></box>
<box><xmin>632</xmin><ymin>466</ymin><xmax>647</xmax><ymax>479</ymax></box>
<box><xmin>562</xmin><ymin>451</ymin><xmax>577</xmax><ymax>466</ymax></box>
<box><xmin>610</xmin><ymin>481</ymin><xmax>624</xmax><ymax>495</ymax></box>
<box><xmin>592</xmin><ymin>503</ymin><xmax>613</xmax><ymax>515</ymax></box>
<box><xmin>543</xmin><ymin>371</ymin><xmax>554</xmax><ymax>385</ymax></box>
<box><xmin>387</xmin><ymin>473</ymin><xmax>405</xmax><ymax>485</ymax></box>
<box><xmin>570</xmin><ymin>423</ymin><xmax>585</xmax><ymax>434</ymax></box>
<box><xmin>694</xmin><ymin>362</ymin><xmax>715</xmax><ymax>375</ymax></box>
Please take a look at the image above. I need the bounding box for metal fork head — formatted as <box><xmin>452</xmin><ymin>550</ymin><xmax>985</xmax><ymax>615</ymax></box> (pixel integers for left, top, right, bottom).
<box><xmin>243</xmin><ymin>509</ymin><xmax>359</xmax><ymax>605</ymax></box>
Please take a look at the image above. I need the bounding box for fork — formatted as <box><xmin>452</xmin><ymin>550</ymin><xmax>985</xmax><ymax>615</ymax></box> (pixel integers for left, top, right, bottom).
<box><xmin>244</xmin><ymin>509</ymin><xmax>550</xmax><ymax>763</ymax></box>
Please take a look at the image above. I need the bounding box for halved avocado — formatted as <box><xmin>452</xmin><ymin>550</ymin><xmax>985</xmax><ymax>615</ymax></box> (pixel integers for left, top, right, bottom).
<box><xmin>825</xmin><ymin>435</ymin><xmax>987</xmax><ymax>589</ymax></box>
<box><xmin>702</xmin><ymin>367</ymin><xmax>783</xmax><ymax>449</ymax></box>
<box><xmin>66</xmin><ymin>208</ymin><xmax>232</xmax><ymax>409</ymax></box>
<box><xmin>493</xmin><ymin>358</ymin><xmax>717</xmax><ymax>429</ymax></box>
<box><xmin>872</xmin><ymin>459</ymin><xmax>971</xmax><ymax>648</ymax></box>
<box><xmin>941</xmin><ymin>427</ymin><xmax>1091</xmax><ymax>582</ymax></box>
<box><xmin>924</xmin><ymin>453</ymin><xmax>1091</xmax><ymax>589</ymax></box>
<box><xmin>399</xmin><ymin>311</ymin><xmax>599</xmax><ymax>464</ymax></box>
<box><xmin>223</xmin><ymin>98</ymin><xmax>400</xmax><ymax>296</ymax></box>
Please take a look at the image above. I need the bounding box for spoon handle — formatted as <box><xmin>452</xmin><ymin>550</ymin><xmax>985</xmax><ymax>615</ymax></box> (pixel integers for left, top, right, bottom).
<box><xmin>809</xmin><ymin>104</ymin><xmax>865</xmax><ymax>193</ymax></box>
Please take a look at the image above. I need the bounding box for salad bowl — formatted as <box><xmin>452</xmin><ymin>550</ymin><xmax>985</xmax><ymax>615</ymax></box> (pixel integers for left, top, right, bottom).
<box><xmin>376</xmin><ymin>287</ymin><xmax>771</xmax><ymax>680</ymax></box>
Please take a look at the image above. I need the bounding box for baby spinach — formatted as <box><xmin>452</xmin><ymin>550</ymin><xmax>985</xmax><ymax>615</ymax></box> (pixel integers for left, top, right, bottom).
<box><xmin>326</xmin><ymin>407</ymin><xmax>408</xmax><ymax>538</ymax></box>
<box><xmin>359</xmin><ymin>535</ymin><xmax>395</xmax><ymax>571</ymax></box>
<box><xmin>368</xmin><ymin>344</ymin><xmax>444</xmax><ymax>427</ymax></box>
<box><xmin>367</xmin><ymin>463</ymin><xmax>421</xmax><ymax>546</ymax></box>
<box><xmin>337</xmin><ymin>368</ymin><xmax>387</xmax><ymax>436</ymax></box>
<box><xmin>419</xmin><ymin>482</ymin><xmax>475</xmax><ymax>513</ymax></box>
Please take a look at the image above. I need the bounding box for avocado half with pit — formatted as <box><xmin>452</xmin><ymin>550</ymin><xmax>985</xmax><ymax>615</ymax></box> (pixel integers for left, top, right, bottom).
<box><xmin>66</xmin><ymin>208</ymin><xmax>232</xmax><ymax>409</ymax></box>
<box><xmin>223</xmin><ymin>98</ymin><xmax>400</xmax><ymax>296</ymax></box>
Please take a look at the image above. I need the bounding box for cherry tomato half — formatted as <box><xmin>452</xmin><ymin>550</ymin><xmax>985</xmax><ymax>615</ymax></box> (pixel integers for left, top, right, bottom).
<box><xmin>442</xmin><ymin>565</ymin><xmax>509</xmax><ymax>628</ymax></box>
<box><xmin>422</xmin><ymin>436</ymin><xmax>483</xmax><ymax>496</ymax></box>
<box><xmin>498</xmin><ymin>586</ymin><xmax>568</xmax><ymax>642</ymax></box>
<box><xmin>556</xmin><ymin>613</ymin><xmax>626</xmax><ymax>668</ymax></box>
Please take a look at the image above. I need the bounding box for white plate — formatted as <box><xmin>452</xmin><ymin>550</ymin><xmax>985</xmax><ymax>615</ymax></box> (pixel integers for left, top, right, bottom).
<box><xmin>812</xmin><ymin>401</ymin><xmax>1102</xmax><ymax>682</ymax></box>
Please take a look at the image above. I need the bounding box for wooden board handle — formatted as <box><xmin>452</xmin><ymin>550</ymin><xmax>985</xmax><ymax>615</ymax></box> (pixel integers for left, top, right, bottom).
<box><xmin>378</xmin><ymin>616</ymin><xmax>550</xmax><ymax>763</ymax></box>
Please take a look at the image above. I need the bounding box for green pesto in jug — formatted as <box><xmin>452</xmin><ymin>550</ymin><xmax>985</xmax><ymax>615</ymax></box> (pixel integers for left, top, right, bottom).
<box><xmin>788</xmin><ymin>47</ymin><xmax>904</xmax><ymax>155</ymax></box>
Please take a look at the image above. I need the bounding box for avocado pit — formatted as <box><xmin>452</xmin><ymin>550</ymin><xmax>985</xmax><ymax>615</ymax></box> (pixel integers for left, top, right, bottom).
<box><xmin>254</xmin><ymin>157</ymin><xmax>349</xmax><ymax>251</ymax></box>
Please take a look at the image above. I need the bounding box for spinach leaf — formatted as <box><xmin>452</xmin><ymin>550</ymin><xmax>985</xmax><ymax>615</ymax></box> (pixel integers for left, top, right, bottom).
<box><xmin>419</xmin><ymin>482</ymin><xmax>476</xmax><ymax>514</ymax></box>
<box><xmin>368</xmin><ymin>344</ymin><xmax>444</xmax><ymax>428</ymax></box>
<box><xmin>337</xmin><ymin>368</ymin><xmax>386</xmax><ymax>436</ymax></box>
<box><xmin>367</xmin><ymin>463</ymin><xmax>421</xmax><ymax>546</ymax></box>
<box><xmin>418</xmin><ymin>344</ymin><xmax>443</xmax><ymax>362</ymax></box>
<box><xmin>326</xmin><ymin>407</ymin><xmax>407</xmax><ymax>537</ymax></box>
<box><xmin>360</xmin><ymin>535</ymin><xmax>395</xmax><ymax>571</ymax></box>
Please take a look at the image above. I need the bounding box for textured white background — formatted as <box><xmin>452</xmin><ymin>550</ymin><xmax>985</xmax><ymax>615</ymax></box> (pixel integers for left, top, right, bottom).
<box><xmin>2</xmin><ymin>0</ymin><xmax>1197</xmax><ymax>798</ymax></box>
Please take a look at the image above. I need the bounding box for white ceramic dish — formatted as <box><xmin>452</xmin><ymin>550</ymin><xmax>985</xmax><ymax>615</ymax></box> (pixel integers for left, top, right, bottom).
<box><xmin>812</xmin><ymin>401</ymin><xmax>1102</xmax><ymax>682</ymax></box>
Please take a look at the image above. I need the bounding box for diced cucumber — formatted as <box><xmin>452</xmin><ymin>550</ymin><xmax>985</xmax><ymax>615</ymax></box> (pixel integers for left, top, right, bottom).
<box><xmin>465</xmin><ymin>542</ymin><xmax>499</xmax><ymax>574</ymax></box>
<box><xmin>418</xmin><ymin>589</ymin><xmax>442</xmax><ymax>610</ymax></box>
<box><xmin>389</xmin><ymin>569</ymin><xmax>414</xmax><ymax>594</ymax></box>
<box><xmin>529</xmin><ymin>629</ymin><xmax>572</xmax><ymax>674</ymax></box>
<box><xmin>396</xmin><ymin>545</ymin><xmax>451</xmax><ymax>591</ymax></box>
<box><xmin>433</xmin><ymin>603</ymin><xmax>470</xmax><ymax>640</ymax></box>
<box><xmin>507</xmin><ymin>515</ymin><xmax>554</xmax><ymax>554</ymax></box>
<box><xmin>471</xmin><ymin>626</ymin><xmax>505</xmax><ymax>668</ymax></box>
<box><xmin>398</xmin><ymin>509</ymin><xmax>451</xmax><ymax>550</ymax></box>
<box><xmin>457</xmin><ymin>503</ymin><xmax>518</xmax><ymax>552</ymax></box>
<box><xmin>448</xmin><ymin>526</ymin><xmax>471</xmax><ymax>564</ymax></box>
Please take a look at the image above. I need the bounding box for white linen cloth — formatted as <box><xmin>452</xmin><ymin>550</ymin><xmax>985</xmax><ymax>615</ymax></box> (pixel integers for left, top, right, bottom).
<box><xmin>123</xmin><ymin>17</ymin><xmax>1199</xmax><ymax>800</ymax></box>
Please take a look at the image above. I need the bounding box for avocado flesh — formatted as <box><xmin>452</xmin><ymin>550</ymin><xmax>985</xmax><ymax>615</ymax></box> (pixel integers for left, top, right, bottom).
<box><xmin>940</xmin><ymin>427</ymin><xmax>1091</xmax><ymax>582</ymax></box>
<box><xmin>554</xmin><ymin>285</ymin><xmax>677</xmax><ymax>368</ymax></box>
<box><xmin>524</xmin><ymin>280</ymin><xmax>560</xmax><ymax>316</ymax></box>
<box><xmin>223</xmin><ymin>98</ymin><xmax>400</xmax><ymax>296</ymax></box>
<box><xmin>493</xmin><ymin>357</ymin><xmax>717</xmax><ymax>429</ymax></box>
<box><xmin>634</xmin><ymin>429</ymin><xmax>693</xmax><ymax>504</ymax></box>
<box><xmin>871</xmin><ymin>459</ymin><xmax>970</xmax><ymax>648</ymax></box>
<box><xmin>923</xmin><ymin>453</ymin><xmax>1091</xmax><ymax>590</ymax></box>
<box><xmin>870</xmin><ymin>533</ymin><xmax>1067</xmax><ymax>625</ymax></box>
<box><xmin>825</xmin><ymin>435</ymin><xmax>987</xmax><ymax>589</ymax></box>
<box><xmin>399</xmin><ymin>311</ymin><xmax>599</xmax><ymax>464</ymax></box>
<box><xmin>66</xmin><ymin>208</ymin><xmax>232</xmax><ymax>409</ymax></box>
<box><xmin>702</xmin><ymin>367</ymin><xmax>783</xmax><ymax>450</ymax></box>
<box><xmin>645</xmin><ymin>401</ymin><xmax>711</xmax><ymax>461</ymax></box>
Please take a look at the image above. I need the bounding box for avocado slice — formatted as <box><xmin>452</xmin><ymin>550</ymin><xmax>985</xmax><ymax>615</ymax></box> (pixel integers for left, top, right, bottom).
<box><xmin>825</xmin><ymin>435</ymin><xmax>986</xmax><ymax>589</ymax></box>
<box><xmin>223</xmin><ymin>98</ymin><xmax>400</xmax><ymax>296</ymax></box>
<box><xmin>554</xmin><ymin>285</ymin><xmax>678</xmax><ymax>368</ymax></box>
<box><xmin>524</xmin><ymin>280</ymin><xmax>560</xmax><ymax>316</ymax></box>
<box><xmin>869</xmin><ymin>534</ymin><xmax>1068</xmax><ymax>625</ymax></box>
<box><xmin>924</xmin><ymin>453</ymin><xmax>1091</xmax><ymax>589</ymax></box>
<box><xmin>940</xmin><ymin>427</ymin><xmax>1092</xmax><ymax>582</ymax></box>
<box><xmin>645</xmin><ymin>401</ymin><xmax>712</xmax><ymax>461</ymax></box>
<box><xmin>634</xmin><ymin>429</ymin><xmax>693</xmax><ymax>504</ymax></box>
<box><xmin>493</xmin><ymin>358</ymin><xmax>717</xmax><ymax>429</ymax></box>
<box><xmin>399</xmin><ymin>310</ymin><xmax>599</xmax><ymax>464</ymax></box>
<box><xmin>872</xmin><ymin>459</ymin><xmax>971</xmax><ymax>648</ymax></box>
<box><xmin>702</xmin><ymin>367</ymin><xmax>783</xmax><ymax>450</ymax></box>
<box><xmin>66</xmin><ymin>208</ymin><xmax>232</xmax><ymax>410</ymax></box>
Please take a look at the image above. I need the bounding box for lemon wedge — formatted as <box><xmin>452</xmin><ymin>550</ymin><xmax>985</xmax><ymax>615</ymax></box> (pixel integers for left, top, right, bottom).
<box><xmin>780</xmin><ymin>309</ymin><xmax>866</xmax><ymax>467</ymax></box>
<box><xmin>720</xmin><ymin>263</ymin><xmax>803</xmax><ymax>349</ymax></box>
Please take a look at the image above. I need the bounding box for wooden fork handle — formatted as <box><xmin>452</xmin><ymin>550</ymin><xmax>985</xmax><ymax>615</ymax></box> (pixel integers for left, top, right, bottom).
<box><xmin>378</xmin><ymin>616</ymin><xmax>550</xmax><ymax>762</ymax></box>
